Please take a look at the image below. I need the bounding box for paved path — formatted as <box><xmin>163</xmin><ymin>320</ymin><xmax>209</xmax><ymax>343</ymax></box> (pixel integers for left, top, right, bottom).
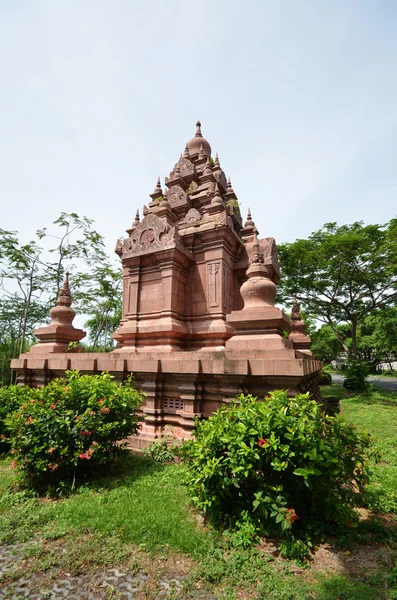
<box><xmin>0</xmin><ymin>542</ymin><xmax>215</xmax><ymax>600</ymax></box>
<box><xmin>332</xmin><ymin>374</ymin><xmax>397</xmax><ymax>392</ymax></box>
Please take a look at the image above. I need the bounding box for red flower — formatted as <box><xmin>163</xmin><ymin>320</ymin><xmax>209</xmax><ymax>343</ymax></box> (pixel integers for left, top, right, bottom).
<box><xmin>93</xmin><ymin>441</ymin><xmax>98</xmax><ymax>446</ymax></box>
<box><xmin>46</xmin><ymin>463</ymin><xmax>59</xmax><ymax>471</ymax></box>
<box><xmin>100</xmin><ymin>406</ymin><xmax>110</xmax><ymax>414</ymax></box>
<box><xmin>50</xmin><ymin>404</ymin><xmax>56</xmax><ymax>410</ymax></box>
<box><xmin>48</xmin><ymin>447</ymin><xmax>55</xmax><ymax>454</ymax></box>
<box><xmin>346</xmin><ymin>520</ymin><xmax>352</xmax><ymax>529</ymax></box>
<box><xmin>79</xmin><ymin>449</ymin><xmax>93</xmax><ymax>460</ymax></box>
<box><xmin>64</xmin><ymin>387</ymin><xmax>70</xmax><ymax>392</ymax></box>
<box><xmin>97</xmin><ymin>398</ymin><xmax>105</xmax><ymax>405</ymax></box>
<box><xmin>27</xmin><ymin>416</ymin><xmax>33</xmax><ymax>424</ymax></box>
<box><xmin>258</xmin><ymin>438</ymin><xmax>269</xmax><ymax>447</ymax></box>
<box><xmin>11</xmin><ymin>459</ymin><xmax>17</xmax><ymax>469</ymax></box>
<box><xmin>285</xmin><ymin>508</ymin><xmax>299</xmax><ymax>524</ymax></box>
<box><xmin>21</xmin><ymin>405</ymin><xmax>26</xmax><ymax>411</ymax></box>
<box><xmin>81</xmin><ymin>431</ymin><xmax>92</xmax><ymax>436</ymax></box>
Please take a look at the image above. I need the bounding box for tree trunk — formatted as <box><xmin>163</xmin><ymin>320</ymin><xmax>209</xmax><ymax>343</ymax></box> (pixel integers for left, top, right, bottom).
<box><xmin>351</xmin><ymin>319</ymin><xmax>358</xmax><ymax>358</ymax></box>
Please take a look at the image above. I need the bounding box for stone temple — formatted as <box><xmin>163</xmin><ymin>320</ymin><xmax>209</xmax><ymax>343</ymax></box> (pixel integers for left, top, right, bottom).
<box><xmin>11</xmin><ymin>122</ymin><xmax>322</xmax><ymax>448</ymax></box>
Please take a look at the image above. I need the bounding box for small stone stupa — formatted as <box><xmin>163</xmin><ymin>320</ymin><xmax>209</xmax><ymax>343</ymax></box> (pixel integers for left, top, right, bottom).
<box><xmin>12</xmin><ymin>122</ymin><xmax>322</xmax><ymax>448</ymax></box>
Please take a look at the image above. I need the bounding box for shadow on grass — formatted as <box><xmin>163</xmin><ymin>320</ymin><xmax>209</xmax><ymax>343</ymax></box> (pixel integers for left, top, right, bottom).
<box><xmin>72</xmin><ymin>450</ymin><xmax>167</xmax><ymax>495</ymax></box>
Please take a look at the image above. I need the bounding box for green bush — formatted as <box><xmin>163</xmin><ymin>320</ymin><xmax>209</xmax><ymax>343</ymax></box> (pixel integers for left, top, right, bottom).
<box><xmin>6</xmin><ymin>371</ymin><xmax>144</xmax><ymax>491</ymax></box>
<box><xmin>0</xmin><ymin>385</ymin><xmax>34</xmax><ymax>454</ymax></box>
<box><xmin>318</xmin><ymin>369</ymin><xmax>332</xmax><ymax>385</ymax></box>
<box><xmin>181</xmin><ymin>391</ymin><xmax>372</xmax><ymax>557</ymax></box>
<box><xmin>144</xmin><ymin>426</ymin><xmax>179</xmax><ymax>463</ymax></box>
<box><xmin>343</xmin><ymin>360</ymin><xmax>371</xmax><ymax>391</ymax></box>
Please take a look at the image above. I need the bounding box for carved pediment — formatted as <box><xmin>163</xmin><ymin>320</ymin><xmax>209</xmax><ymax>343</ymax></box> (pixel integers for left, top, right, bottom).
<box><xmin>179</xmin><ymin>158</ymin><xmax>196</xmax><ymax>179</ymax></box>
<box><xmin>167</xmin><ymin>184</ymin><xmax>188</xmax><ymax>209</ymax></box>
<box><xmin>183</xmin><ymin>208</ymin><xmax>202</xmax><ymax>224</ymax></box>
<box><xmin>120</xmin><ymin>214</ymin><xmax>181</xmax><ymax>256</ymax></box>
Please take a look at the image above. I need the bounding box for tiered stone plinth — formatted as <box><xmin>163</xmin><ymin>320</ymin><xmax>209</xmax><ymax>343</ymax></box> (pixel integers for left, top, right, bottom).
<box><xmin>11</xmin><ymin>348</ymin><xmax>322</xmax><ymax>448</ymax></box>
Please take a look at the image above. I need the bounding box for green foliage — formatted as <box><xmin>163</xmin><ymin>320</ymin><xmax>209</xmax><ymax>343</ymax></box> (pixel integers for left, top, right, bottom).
<box><xmin>311</xmin><ymin>324</ymin><xmax>346</xmax><ymax>363</ymax></box>
<box><xmin>225</xmin><ymin>198</ymin><xmax>241</xmax><ymax>215</ymax></box>
<box><xmin>181</xmin><ymin>391</ymin><xmax>372</xmax><ymax>556</ymax></box>
<box><xmin>318</xmin><ymin>369</ymin><xmax>332</xmax><ymax>385</ymax></box>
<box><xmin>65</xmin><ymin>341</ymin><xmax>85</xmax><ymax>353</ymax></box>
<box><xmin>144</xmin><ymin>426</ymin><xmax>179</xmax><ymax>463</ymax></box>
<box><xmin>343</xmin><ymin>360</ymin><xmax>371</xmax><ymax>391</ymax></box>
<box><xmin>277</xmin><ymin>220</ymin><xmax>397</xmax><ymax>358</ymax></box>
<box><xmin>0</xmin><ymin>385</ymin><xmax>33</xmax><ymax>453</ymax></box>
<box><xmin>6</xmin><ymin>371</ymin><xmax>144</xmax><ymax>491</ymax></box>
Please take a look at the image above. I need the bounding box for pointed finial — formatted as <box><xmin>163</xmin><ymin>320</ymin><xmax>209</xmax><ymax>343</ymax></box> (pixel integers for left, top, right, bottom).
<box><xmin>134</xmin><ymin>209</ymin><xmax>140</xmax><ymax>224</ymax></box>
<box><xmin>204</xmin><ymin>156</ymin><xmax>212</xmax><ymax>176</ymax></box>
<box><xmin>291</xmin><ymin>297</ymin><xmax>302</xmax><ymax>320</ymax></box>
<box><xmin>211</xmin><ymin>182</ymin><xmax>223</xmax><ymax>206</ymax></box>
<box><xmin>57</xmin><ymin>271</ymin><xmax>72</xmax><ymax>305</ymax></box>
<box><xmin>195</xmin><ymin>120</ymin><xmax>202</xmax><ymax>138</ymax></box>
<box><xmin>153</xmin><ymin>176</ymin><xmax>162</xmax><ymax>196</ymax></box>
<box><xmin>249</xmin><ymin>231</ymin><xmax>265</xmax><ymax>266</ymax></box>
<box><xmin>143</xmin><ymin>205</ymin><xmax>149</xmax><ymax>216</ymax></box>
<box><xmin>214</xmin><ymin>153</ymin><xmax>220</xmax><ymax>169</ymax></box>
<box><xmin>243</xmin><ymin>208</ymin><xmax>256</xmax><ymax>232</ymax></box>
<box><xmin>183</xmin><ymin>143</ymin><xmax>190</xmax><ymax>159</ymax></box>
<box><xmin>227</xmin><ymin>176</ymin><xmax>234</xmax><ymax>194</ymax></box>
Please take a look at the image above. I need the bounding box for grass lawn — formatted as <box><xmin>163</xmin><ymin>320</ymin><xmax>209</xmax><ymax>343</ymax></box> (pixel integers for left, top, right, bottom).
<box><xmin>1</xmin><ymin>386</ymin><xmax>397</xmax><ymax>599</ymax></box>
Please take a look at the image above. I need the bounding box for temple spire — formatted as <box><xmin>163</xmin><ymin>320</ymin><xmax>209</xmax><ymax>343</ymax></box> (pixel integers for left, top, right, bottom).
<box><xmin>213</xmin><ymin>153</ymin><xmax>221</xmax><ymax>171</ymax></box>
<box><xmin>183</xmin><ymin>143</ymin><xmax>190</xmax><ymax>159</ymax></box>
<box><xmin>195</xmin><ymin>120</ymin><xmax>203</xmax><ymax>138</ymax></box>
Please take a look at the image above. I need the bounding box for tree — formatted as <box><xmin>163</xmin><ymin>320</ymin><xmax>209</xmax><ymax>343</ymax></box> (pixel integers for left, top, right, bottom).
<box><xmin>357</xmin><ymin>307</ymin><xmax>397</xmax><ymax>370</ymax></box>
<box><xmin>0</xmin><ymin>214</ymin><xmax>122</xmax><ymax>385</ymax></box>
<box><xmin>310</xmin><ymin>324</ymin><xmax>345</xmax><ymax>364</ymax></box>
<box><xmin>277</xmin><ymin>220</ymin><xmax>397</xmax><ymax>358</ymax></box>
<box><xmin>73</xmin><ymin>261</ymin><xmax>122</xmax><ymax>351</ymax></box>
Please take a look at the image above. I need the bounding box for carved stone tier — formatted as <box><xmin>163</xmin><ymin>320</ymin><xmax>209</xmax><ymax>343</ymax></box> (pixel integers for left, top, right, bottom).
<box><xmin>11</xmin><ymin>348</ymin><xmax>323</xmax><ymax>448</ymax></box>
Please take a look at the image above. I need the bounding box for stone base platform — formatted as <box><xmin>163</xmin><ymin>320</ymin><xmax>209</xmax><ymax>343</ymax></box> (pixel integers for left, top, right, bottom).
<box><xmin>11</xmin><ymin>346</ymin><xmax>323</xmax><ymax>450</ymax></box>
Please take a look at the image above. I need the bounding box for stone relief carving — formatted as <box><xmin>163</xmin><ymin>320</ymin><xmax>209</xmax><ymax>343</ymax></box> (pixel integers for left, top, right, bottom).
<box><xmin>122</xmin><ymin>214</ymin><xmax>180</xmax><ymax>256</ymax></box>
<box><xmin>183</xmin><ymin>208</ymin><xmax>202</xmax><ymax>223</ymax></box>
<box><xmin>167</xmin><ymin>184</ymin><xmax>188</xmax><ymax>208</ymax></box>
<box><xmin>207</xmin><ymin>262</ymin><xmax>220</xmax><ymax>307</ymax></box>
<box><xmin>179</xmin><ymin>159</ymin><xmax>195</xmax><ymax>179</ymax></box>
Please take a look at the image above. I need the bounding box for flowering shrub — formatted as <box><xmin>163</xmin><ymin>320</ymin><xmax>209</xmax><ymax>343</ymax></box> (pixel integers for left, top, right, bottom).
<box><xmin>0</xmin><ymin>385</ymin><xmax>33</xmax><ymax>453</ymax></box>
<box><xmin>180</xmin><ymin>391</ymin><xmax>372</xmax><ymax>556</ymax></box>
<box><xmin>6</xmin><ymin>371</ymin><xmax>144</xmax><ymax>490</ymax></box>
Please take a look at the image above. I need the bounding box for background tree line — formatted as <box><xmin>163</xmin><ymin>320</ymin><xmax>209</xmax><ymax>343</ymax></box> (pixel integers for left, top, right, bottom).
<box><xmin>0</xmin><ymin>213</ymin><xmax>121</xmax><ymax>385</ymax></box>
<box><xmin>1</xmin><ymin>215</ymin><xmax>396</xmax><ymax>386</ymax></box>
<box><xmin>277</xmin><ymin>219</ymin><xmax>397</xmax><ymax>370</ymax></box>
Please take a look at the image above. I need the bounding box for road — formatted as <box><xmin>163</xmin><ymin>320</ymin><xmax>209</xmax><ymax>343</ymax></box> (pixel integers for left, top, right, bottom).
<box><xmin>332</xmin><ymin>374</ymin><xmax>397</xmax><ymax>392</ymax></box>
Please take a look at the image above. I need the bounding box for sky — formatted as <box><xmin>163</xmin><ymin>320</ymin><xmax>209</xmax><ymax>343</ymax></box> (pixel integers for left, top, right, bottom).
<box><xmin>1</xmin><ymin>0</ymin><xmax>397</xmax><ymax>260</ymax></box>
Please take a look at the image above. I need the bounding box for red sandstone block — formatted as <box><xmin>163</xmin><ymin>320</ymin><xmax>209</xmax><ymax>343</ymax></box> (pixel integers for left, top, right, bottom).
<box><xmin>249</xmin><ymin>360</ymin><xmax>275</xmax><ymax>376</ymax></box>
<box><xmin>47</xmin><ymin>358</ymin><xmax>70</xmax><ymax>370</ymax></box>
